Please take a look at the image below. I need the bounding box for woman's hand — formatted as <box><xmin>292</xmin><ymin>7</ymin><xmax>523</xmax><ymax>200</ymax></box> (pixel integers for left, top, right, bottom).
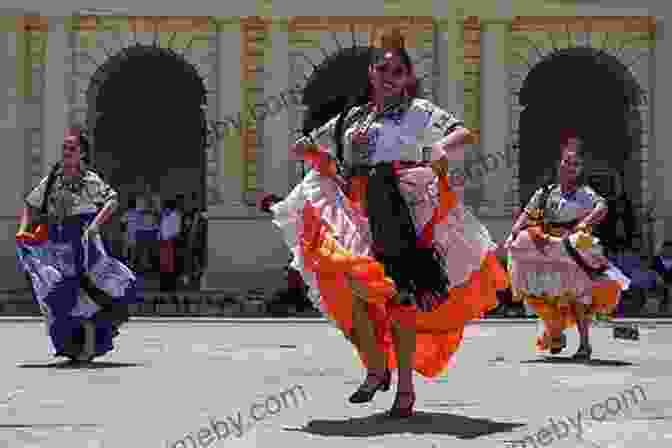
<box><xmin>346</xmin><ymin>273</ymin><xmax>368</xmax><ymax>302</ymax></box>
<box><xmin>295</xmin><ymin>144</ymin><xmax>339</xmax><ymax>177</ymax></box>
<box><xmin>430</xmin><ymin>156</ymin><xmax>449</xmax><ymax>178</ymax></box>
<box><xmin>503</xmin><ymin>231</ymin><xmax>519</xmax><ymax>250</ymax></box>
<box><xmin>572</xmin><ymin>222</ymin><xmax>591</xmax><ymax>234</ymax></box>
<box><xmin>82</xmin><ymin>223</ymin><xmax>100</xmax><ymax>244</ymax></box>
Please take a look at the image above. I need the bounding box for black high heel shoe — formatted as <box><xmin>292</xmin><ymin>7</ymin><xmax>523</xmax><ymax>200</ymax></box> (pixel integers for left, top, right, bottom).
<box><xmin>387</xmin><ymin>391</ymin><xmax>416</xmax><ymax>419</ymax></box>
<box><xmin>348</xmin><ymin>369</ymin><xmax>391</xmax><ymax>403</ymax></box>
<box><xmin>572</xmin><ymin>344</ymin><xmax>592</xmax><ymax>360</ymax></box>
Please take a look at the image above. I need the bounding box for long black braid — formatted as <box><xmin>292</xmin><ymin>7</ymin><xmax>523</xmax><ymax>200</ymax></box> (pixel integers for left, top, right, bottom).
<box><xmin>39</xmin><ymin>162</ymin><xmax>62</xmax><ymax>216</ymax></box>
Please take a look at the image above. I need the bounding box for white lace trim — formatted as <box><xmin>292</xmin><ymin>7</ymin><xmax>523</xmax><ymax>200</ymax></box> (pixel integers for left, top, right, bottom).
<box><xmin>270</xmin><ymin>170</ymin><xmax>497</xmax><ymax>316</ymax></box>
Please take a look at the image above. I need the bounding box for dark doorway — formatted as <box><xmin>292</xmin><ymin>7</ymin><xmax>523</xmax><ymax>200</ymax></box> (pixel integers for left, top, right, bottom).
<box><xmin>517</xmin><ymin>46</ymin><xmax>643</xmax><ymax>211</ymax></box>
<box><xmin>87</xmin><ymin>44</ymin><xmax>207</xmax><ymax>210</ymax></box>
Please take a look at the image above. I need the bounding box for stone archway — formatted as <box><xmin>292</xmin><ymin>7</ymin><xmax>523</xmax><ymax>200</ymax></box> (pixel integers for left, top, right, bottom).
<box><xmin>508</xmin><ymin>16</ymin><xmax>656</xmax><ymax>233</ymax></box>
<box><xmin>517</xmin><ymin>46</ymin><xmax>643</xmax><ymax>206</ymax></box>
<box><xmin>69</xmin><ymin>15</ymin><xmax>220</xmax><ymax>206</ymax></box>
<box><xmin>86</xmin><ymin>44</ymin><xmax>208</xmax><ymax>207</ymax></box>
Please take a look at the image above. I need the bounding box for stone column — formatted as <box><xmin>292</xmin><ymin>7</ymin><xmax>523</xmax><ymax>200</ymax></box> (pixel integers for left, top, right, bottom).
<box><xmin>479</xmin><ymin>22</ymin><xmax>511</xmax><ymax>218</ymax></box>
<box><xmin>42</xmin><ymin>16</ymin><xmax>70</xmax><ymax>175</ymax></box>
<box><xmin>213</xmin><ymin>19</ymin><xmax>246</xmax><ymax>215</ymax></box>
<box><xmin>0</xmin><ymin>18</ymin><xmax>29</xmax><ymax>290</ymax></box>
<box><xmin>262</xmin><ymin>19</ymin><xmax>291</xmax><ymax>196</ymax></box>
<box><xmin>435</xmin><ymin>16</ymin><xmax>465</xmax><ymax>202</ymax></box>
<box><xmin>435</xmin><ymin>18</ymin><xmax>462</xmax><ymax>124</ymax></box>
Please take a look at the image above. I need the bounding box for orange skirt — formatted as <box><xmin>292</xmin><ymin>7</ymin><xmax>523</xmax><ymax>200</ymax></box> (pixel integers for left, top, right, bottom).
<box><xmin>526</xmin><ymin>281</ymin><xmax>621</xmax><ymax>351</ymax></box>
<box><xmin>299</xmin><ymin>175</ymin><xmax>508</xmax><ymax>377</ymax></box>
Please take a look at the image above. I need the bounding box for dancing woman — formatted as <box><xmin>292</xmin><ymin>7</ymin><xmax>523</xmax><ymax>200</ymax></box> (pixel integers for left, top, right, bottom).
<box><xmin>505</xmin><ymin>132</ymin><xmax>630</xmax><ymax>360</ymax></box>
<box><xmin>16</xmin><ymin>126</ymin><xmax>140</xmax><ymax>363</ymax></box>
<box><xmin>260</xmin><ymin>30</ymin><xmax>508</xmax><ymax>417</ymax></box>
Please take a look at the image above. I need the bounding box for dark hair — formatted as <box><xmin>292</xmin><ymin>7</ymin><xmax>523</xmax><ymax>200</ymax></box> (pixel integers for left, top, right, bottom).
<box><xmin>128</xmin><ymin>197</ymin><xmax>137</xmax><ymax>209</ymax></box>
<box><xmin>164</xmin><ymin>199</ymin><xmax>177</xmax><ymax>210</ymax></box>
<box><xmin>333</xmin><ymin>45</ymin><xmax>420</xmax><ymax>165</ymax></box>
<box><xmin>40</xmin><ymin>162</ymin><xmax>62</xmax><ymax>215</ymax></box>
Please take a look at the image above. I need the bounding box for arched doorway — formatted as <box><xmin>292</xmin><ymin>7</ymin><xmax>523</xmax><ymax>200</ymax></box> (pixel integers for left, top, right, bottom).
<box><xmin>87</xmin><ymin>44</ymin><xmax>208</xmax><ymax>212</ymax></box>
<box><xmin>517</xmin><ymin>46</ymin><xmax>643</xmax><ymax>209</ymax></box>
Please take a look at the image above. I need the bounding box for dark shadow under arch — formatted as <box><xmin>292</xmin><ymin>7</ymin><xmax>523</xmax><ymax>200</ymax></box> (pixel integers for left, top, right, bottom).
<box><xmin>517</xmin><ymin>46</ymin><xmax>643</xmax><ymax>211</ymax></box>
<box><xmin>86</xmin><ymin>44</ymin><xmax>208</xmax><ymax>210</ymax></box>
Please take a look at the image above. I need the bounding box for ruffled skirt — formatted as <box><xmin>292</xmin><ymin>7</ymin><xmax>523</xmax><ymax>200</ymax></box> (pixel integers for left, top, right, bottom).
<box><xmin>270</xmin><ymin>167</ymin><xmax>508</xmax><ymax>377</ymax></box>
<box><xmin>16</xmin><ymin>213</ymin><xmax>142</xmax><ymax>359</ymax></box>
<box><xmin>507</xmin><ymin>228</ymin><xmax>630</xmax><ymax>351</ymax></box>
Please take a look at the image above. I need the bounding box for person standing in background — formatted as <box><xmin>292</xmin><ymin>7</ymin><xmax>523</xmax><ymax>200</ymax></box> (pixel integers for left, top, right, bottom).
<box><xmin>174</xmin><ymin>194</ymin><xmax>187</xmax><ymax>287</ymax></box>
<box><xmin>120</xmin><ymin>196</ymin><xmax>140</xmax><ymax>269</ymax></box>
<box><xmin>159</xmin><ymin>199</ymin><xmax>180</xmax><ymax>292</ymax></box>
<box><xmin>186</xmin><ymin>192</ymin><xmax>207</xmax><ymax>286</ymax></box>
<box><xmin>148</xmin><ymin>192</ymin><xmax>162</xmax><ymax>271</ymax></box>
<box><xmin>134</xmin><ymin>195</ymin><xmax>156</xmax><ymax>272</ymax></box>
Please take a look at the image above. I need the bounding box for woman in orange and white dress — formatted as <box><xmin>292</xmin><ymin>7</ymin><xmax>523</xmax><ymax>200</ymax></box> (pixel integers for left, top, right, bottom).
<box><xmin>260</xmin><ymin>30</ymin><xmax>508</xmax><ymax>418</ymax></box>
<box><xmin>505</xmin><ymin>133</ymin><xmax>630</xmax><ymax>359</ymax></box>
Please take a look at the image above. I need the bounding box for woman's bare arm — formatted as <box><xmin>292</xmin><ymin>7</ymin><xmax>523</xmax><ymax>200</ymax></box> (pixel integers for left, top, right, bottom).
<box><xmin>430</xmin><ymin>127</ymin><xmax>472</xmax><ymax>177</ymax></box>
<box><xmin>89</xmin><ymin>199</ymin><xmax>119</xmax><ymax>230</ymax></box>
<box><xmin>18</xmin><ymin>206</ymin><xmax>33</xmax><ymax>233</ymax></box>
<box><xmin>576</xmin><ymin>202</ymin><xmax>608</xmax><ymax>231</ymax></box>
<box><xmin>511</xmin><ymin>210</ymin><xmax>530</xmax><ymax>237</ymax></box>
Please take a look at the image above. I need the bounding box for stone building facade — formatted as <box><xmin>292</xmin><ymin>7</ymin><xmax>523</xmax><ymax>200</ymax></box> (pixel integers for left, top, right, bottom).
<box><xmin>0</xmin><ymin>9</ymin><xmax>669</xmax><ymax>294</ymax></box>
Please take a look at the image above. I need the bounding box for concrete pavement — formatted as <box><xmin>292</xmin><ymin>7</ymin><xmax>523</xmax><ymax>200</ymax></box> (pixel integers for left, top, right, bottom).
<box><xmin>0</xmin><ymin>321</ymin><xmax>670</xmax><ymax>447</ymax></box>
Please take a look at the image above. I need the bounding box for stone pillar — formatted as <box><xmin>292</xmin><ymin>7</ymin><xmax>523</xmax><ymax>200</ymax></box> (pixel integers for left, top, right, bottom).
<box><xmin>480</xmin><ymin>22</ymin><xmax>511</xmax><ymax>218</ymax></box>
<box><xmin>0</xmin><ymin>18</ymin><xmax>29</xmax><ymax>290</ymax></box>
<box><xmin>42</xmin><ymin>16</ymin><xmax>70</xmax><ymax>176</ymax></box>
<box><xmin>213</xmin><ymin>19</ymin><xmax>246</xmax><ymax>215</ymax></box>
<box><xmin>435</xmin><ymin>17</ymin><xmax>465</xmax><ymax>201</ymax></box>
<box><xmin>435</xmin><ymin>18</ymin><xmax>462</xmax><ymax>123</ymax></box>
<box><xmin>262</xmin><ymin>19</ymin><xmax>291</xmax><ymax>196</ymax></box>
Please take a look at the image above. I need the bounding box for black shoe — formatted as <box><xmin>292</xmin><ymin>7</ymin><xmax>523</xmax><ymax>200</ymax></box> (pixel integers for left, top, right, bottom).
<box><xmin>614</xmin><ymin>325</ymin><xmax>639</xmax><ymax>340</ymax></box>
<box><xmin>572</xmin><ymin>344</ymin><xmax>592</xmax><ymax>360</ymax></box>
<box><xmin>348</xmin><ymin>369</ymin><xmax>391</xmax><ymax>403</ymax></box>
<box><xmin>386</xmin><ymin>391</ymin><xmax>415</xmax><ymax>419</ymax></box>
<box><xmin>549</xmin><ymin>333</ymin><xmax>567</xmax><ymax>355</ymax></box>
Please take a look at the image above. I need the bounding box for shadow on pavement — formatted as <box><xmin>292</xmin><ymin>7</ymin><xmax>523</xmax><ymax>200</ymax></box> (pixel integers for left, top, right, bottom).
<box><xmin>285</xmin><ymin>412</ymin><xmax>526</xmax><ymax>438</ymax></box>
<box><xmin>520</xmin><ymin>357</ymin><xmax>634</xmax><ymax>367</ymax></box>
<box><xmin>17</xmin><ymin>361</ymin><xmax>146</xmax><ymax>369</ymax></box>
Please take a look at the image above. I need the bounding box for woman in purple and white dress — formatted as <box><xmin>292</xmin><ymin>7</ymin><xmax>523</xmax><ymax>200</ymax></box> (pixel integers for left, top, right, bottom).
<box><xmin>16</xmin><ymin>126</ymin><xmax>141</xmax><ymax>363</ymax></box>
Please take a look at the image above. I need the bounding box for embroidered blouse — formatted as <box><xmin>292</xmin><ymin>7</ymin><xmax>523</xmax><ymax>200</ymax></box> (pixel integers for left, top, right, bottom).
<box><xmin>25</xmin><ymin>169</ymin><xmax>118</xmax><ymax>218</ymax></box>
<box><xmin>524</xmin><ymin>184</ymin><xmax>607</xmax><ymax>224</ymax></box>
<box><xmin>297</xmin><ymin>98</ymin><xmax>464</xmax><ymax>167</ymax></box>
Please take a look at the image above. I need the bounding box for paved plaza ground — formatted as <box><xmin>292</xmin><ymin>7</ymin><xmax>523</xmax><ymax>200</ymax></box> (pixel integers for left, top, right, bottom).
<box><xmin>0</xmin><ymin>319</ymin><xmax>670</xmax><ymax>448</ymax></box>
